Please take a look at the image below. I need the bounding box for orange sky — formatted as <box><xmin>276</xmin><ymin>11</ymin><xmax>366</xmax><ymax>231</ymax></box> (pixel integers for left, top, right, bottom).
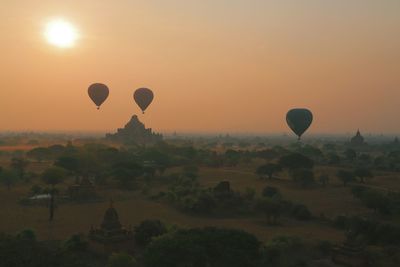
<box><xmin>1</xmin><ymin>1</ymin><xmax>399</xmax><ymax>133</ymax></box>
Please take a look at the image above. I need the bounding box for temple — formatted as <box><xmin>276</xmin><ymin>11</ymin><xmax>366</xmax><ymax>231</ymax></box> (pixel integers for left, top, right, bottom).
<box><xmin>68</xmin><ymin>177</ymin><xmax>96</xmax><ymax>200</ymax></box>
<box><xmin>350</xmin><ymin>130</ymin><xmax>366</xmax><ymax>146</ymax></box>
<box><xmin>89</xmin><ymin>200</ymin><xmax>134</xmax><ymax>254</ymax></box>
<box><xmin>392</xmin><ymin>137</ymin><xmax>399</xmax><ymax>145</ymax></box>
<box><xmin>105</xmin><ymin>115</ymin><xmax>162</xmax><ymax>145</ymax></box>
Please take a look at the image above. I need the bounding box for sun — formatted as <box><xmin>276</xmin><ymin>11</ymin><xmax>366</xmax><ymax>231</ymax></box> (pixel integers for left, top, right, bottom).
<box><xmin>44</xmin><ymin>19</ymin><xmax>78</xmax><ymax>48</ymax></box>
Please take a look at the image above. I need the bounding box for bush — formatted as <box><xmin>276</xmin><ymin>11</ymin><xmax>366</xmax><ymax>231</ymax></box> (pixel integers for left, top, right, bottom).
<box><xmin>290</xmin><ymin>169</ymin><xmax>315</xmax><ymax>187</ymax></box>
<box><xmin>108</xmin><ymin>253</ymin><xmax>137</xmax><ymax>267</ymax></box>
<box><xmin>333</xmin><ymin>215</ymin><xmax>400</xmax><ymax>246</ymax></box>
<box><xmin>134</xmin><ymin>220</ymin><xmax>167</xmax><ymax>247</ymax></box>
<box><xmin>0</xmin><ymin>230</ymin><xmax>93</xmax><ymax>267</ymax></box>
<box><xmin>192</xmin><ymin>191</ymin><xmax>217</xmax><ymax>214</ymax></box>
<box><xmin>317</xmin><ymin>240</ymin><xmax>333</xmax><ymax>256</ymax></box>
<box><xmin>351</xmin><ymin>185</ymin><xmax>368</xmax><ymax>198</ymax></box>
<box><xmin>261</xmin><ymin>236</ymin><xmax>307</xmax><ymax>267</ymax></box>
<box><xmin>262</xmin><ymin>186</ymin><xmax>280</xmax><ymax>198</ymax></box>
<box><xmin>337</xmin><ymin>170</ymin><xmax>355</xmax><ymax>186</ymax></box>
<box><xmin>244</xmin><ymin>187</ymin><xmax>256</xmax><ymax>201</ymax></box>
<box><xmin>16</xmin><ymin>229</ymin><xmax>36</xmax><ymax>243</ymax></box>
<box><xmin>351</xmin><ymin>186</ymin><xmax>398</xmax><ymax>215</ymax></box>
<box><xmin>63</xmin><ymin>234</ymin><xmax>88</xmax><ymax>252</ymax></box>
<box><xmin>144</xmin><ymin>227</ymin><xmax>261</xmax><ymax>267</ymax></box>
<box><xmin>256</xmin><ymin>197</ymin><xmax>282</xmax><ymax>224</ymax></box>
<box><xmin>291</xmin><ymin>204</ymin><xmax>312</xmax><ymax>220</ymax></box>
<box><xmin>279</xmin><ymin>153</ymin><xmax>314</xmax><ymax>170</ymax></box>
<box><xmin>30</xmin><ymin>184</ymin><xmax>43</xmax><ymax>196</ymax></box>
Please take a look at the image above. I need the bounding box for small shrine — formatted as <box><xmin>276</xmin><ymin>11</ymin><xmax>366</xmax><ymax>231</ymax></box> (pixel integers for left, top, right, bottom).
<box><xmin>68</xmin><ymin>177</ymin><xmax>96</xmax><ymax>200</ymax></box>
<box><xmin>89</xmin><ymin>200</ymin><xmax>134</xmax><ymax>254</ymax></box>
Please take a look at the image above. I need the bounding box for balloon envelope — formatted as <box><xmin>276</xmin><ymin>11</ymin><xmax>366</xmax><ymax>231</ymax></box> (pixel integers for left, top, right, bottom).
<box><xmin>286</xmin><ymin>108</ymin><xmax>313</xmax><ymax>139</ymax></box>
<box><xmin>88</xmin><ymin>83</ymin><xmax>109</xmax><ymax>109</ymax></box>
<box><xmin>134</xmin><ymin>88</ymin><xmax>154</xmax><ymax>113</ymax></box>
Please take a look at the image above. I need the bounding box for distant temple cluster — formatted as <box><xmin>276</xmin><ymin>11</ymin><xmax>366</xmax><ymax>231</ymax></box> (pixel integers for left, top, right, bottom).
<box><xmin>106</xmin><ymin>115</ymin><xmax>162</xmax><ymax>145</ymax></box>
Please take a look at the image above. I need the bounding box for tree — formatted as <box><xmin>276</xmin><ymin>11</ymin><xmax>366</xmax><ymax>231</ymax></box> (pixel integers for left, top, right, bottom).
<box><xmin>55</xmin><ymin>156</ymin><xmax>80</xmax><ymax>177</ymax></box>
<box><xmin>63</xmin><ymin>234</ymin><xmax>88</xmax><ymax>252</ymax></box>
<box><xmin>336</xmin><ymin>170</ymin><xmax>355</xmax><ymax>186</ymax></box>
<box><xmin>354</xmin><ymin>167</ymin><xmax>373</xmax><ymax>183</ymax></box>
<box><xmin>0</xmin><ymin>229</ymin><xmax>94</xmax><ymax>267</ymax></box>
<box><xmin>10</xmin><ymin>157</ymin><xmax>29</xmax><ymax>180</ymax></box>
<box><xmin>327</xmin><ymin>153</ymin><xmax>341</xmax><ymax>165</ymax></box>
<box><xmin>0</xmin><ymin>169</ymin><xmax>19</xmax><ymax>190</ymax></box>
<box><xmin>278</xmin><ymin>153</ymin><xmax>314</xmax><ymax>171</ymax></box>
<box><xmin>256</xmin><ymin>163</ymin><xmax>282</xmax><ymax>179</ymax></box>
<box><xmin>290</xmin><ymin>168</ymin><xmax>315</xmax><ymax>187</ymax></box>
<box><xmin>351</xmin><ymin>187</ymin><xmax>392</xmax><ymax>215</ymax></box>
<box><xmin>318</xmin><ymin>173</ymin><xmax>330</xmax><ymax>187</ymax></box>
<box><xmin>256</xmin><ymin>198</ymin><xmax>282</xmax><ymax>225</ymax></box>
<box><xmin>291</xmin><ymin>204</ymin><xmax>312</xmax><ymax>220</ymax></box>
<box><xmin>344</xmin><ymin>148</ymin><xmax>357</xmax><ymax>162</ymax></box>
<box><xmin>42</xmin><ymin>167</ymin><xmax>67</xmax><ymax>221</ymax></box>
<box><xmin>143</xmin><ymin>164</ymin><xmax>157</xmax><ymax>178</ymax></box>
<box><xmin>144</xmin><ymin>227</ymin><xmax>261</xmax><ymax>267</ymax></box>
<box><xmin>108</xmin><ymin>253</ymin><xmax>137</xmax><ymax>267</ymax></box>
<box><xmin>112</xmin><ymin>160</ymin><xmax>143</xmax><ymax>188</ymax></box>
<box><xmin>244</xmin><ymin>187</ymin><xmax>256</xmax><ymax>201</ymax></box>
<box><xmin>261</xmin><ymin>235</ymin><xmax>306</xmax><ymax>267</ymax></box>
<box><xmin>257</xmin><ymin>149</ymin><xmax>279</xmax><ymax>161</ymax></box>
<box><xmin>182</xmin><ymin>165</ymin><xmax>199</xmax><ymax>179</ymax></box>
<box><xmin>27</xmin><ymin>147</ymin><xmax>50</xmax><ymax>162</ymax></box>
<box><xmin>224</xmin><ymin>149</ymin><xmax>241</xmax><ymax>167</ymax></box>
<box><xmin>30</xmin><ymin>184</ymin><xmax>43</xmax><ymax>195</ymax></box>
<box><xmin>141</xmin><ymin>149</ymin><xmax>171</xmax><ymax>176</ymax></box>
<box><xmin>358</xmin><ymin>154</ymin><xmax>372</xmax><ymax>164</ymax></box>
<box><xmin>361</xmin><ymin>190</ymin><xmax>391</xmax><ymax>214</ymax></box>
<box><xmin>323</xmin><ymin>143</ymin><xmax>337</xmax><ymax>151</ymax></box>
<box><xmin>298</xmin><ymin>145</ymin><xmax>323</xmax><ymax>161</ymax></box>
<box><xmin>16</xmin><ymin>229</ymin><xmax>37</xmax><ymax>242</ymax></box>
<box><xmin>47</xmin><ymin>144</ymin><xmax>66</xmax><ymax>159</ymax></box>
<box><xmin>134</xmin><ymin>220</ymin><xmax>167</xmax><ymax>247</ymax></box>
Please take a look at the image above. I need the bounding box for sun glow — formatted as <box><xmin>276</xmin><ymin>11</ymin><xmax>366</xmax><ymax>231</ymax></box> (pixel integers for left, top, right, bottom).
<box><xmin>44</xmin><ymin>19</ymin><xmax>78</xmax><ymax>48</ymax></box>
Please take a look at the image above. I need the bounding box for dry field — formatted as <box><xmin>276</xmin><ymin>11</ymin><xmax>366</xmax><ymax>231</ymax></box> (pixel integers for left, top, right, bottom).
<box><xmin>0</xmin><ymin>157</ymin><xmax>399</xmax><ymax>244</ymax></box>
<box><xmin>0</xmin><ymin>145</ymin><xmax>37</xmax><ymax>152</ymax></box>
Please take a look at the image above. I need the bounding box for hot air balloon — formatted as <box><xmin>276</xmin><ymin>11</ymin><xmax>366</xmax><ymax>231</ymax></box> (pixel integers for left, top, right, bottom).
<box><xmin>134</xmin><ymin>88</ymin><xmax>154</xmax><ymax>114</ymax></box>
<box><xmin>286</xmin><ymin>108</ymin><xmax>313</xmax><ymax>140</ymax></box>
<box><xmin>88</xmin><ymin>83</ymin><xmax>109</xmax><ymax>110</ymax></box>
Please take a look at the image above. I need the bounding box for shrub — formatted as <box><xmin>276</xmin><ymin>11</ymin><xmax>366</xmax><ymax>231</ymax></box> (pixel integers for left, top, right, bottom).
<box><xmin>244</xmin><ymin>187</ymin><xmax>256</xmax><ymax>201</ymax></box>
<box><xmin>134</xmin><ymin>220</ymin><xmax>167</xmax><ymax>247</ymax></box>
<box><xmin>144</xmin><ymin>227</ymin><xmax>261</xmax><ymax>267</ymax></box>
<box><xmin>30</xmin><ymin>184</ymin><xmax>43</xmax><ymax>196</ymax></box>
<box><xmin>63</xmin><ymin>234</ymin><xmax>88</xmax><ymax>252</ymax></box>
<box><xmin>262</xmin><ymin>186</ymin><xmax>280</xmax><ymax>198</ymax></box>
<box><xmin>291</xmin><ymin>204</ymin><xmax>312</xmax><ymax>220</ymax></box>
<box><xmin>290</xmin><ymin>169</ymin><xmax>315</xmax><ymax>187</ymax></box>
<box><xmin>317</xmin><ymin>240</ymin><xmax>333</xmax><ymax>256</ymax></box>
<box><xmin>108</xmin><ymin>253</ymin><xmax>137</xmax><ymax>267</ymax></box>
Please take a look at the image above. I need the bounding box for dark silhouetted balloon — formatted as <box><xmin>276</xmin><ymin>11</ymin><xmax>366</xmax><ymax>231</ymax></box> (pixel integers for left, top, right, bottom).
<box><xmin>134</xmin><ymin>88</ymin><xmax>154</xmax><ymax>114</ymax></box>
<box><xmin>286</xmin><ymin>108</ymin><xmax>313</xmax><ymax>140</ymax></box>
<box><xmin>88</xmin><ymin>83</ymin><xmax>109</xmax><ymax>110</ymax></box>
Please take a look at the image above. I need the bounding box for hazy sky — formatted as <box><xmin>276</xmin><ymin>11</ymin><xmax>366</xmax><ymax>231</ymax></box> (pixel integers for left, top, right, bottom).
<box><xmin>1</xmin><ymin>0</ymin><xmax>399</xmax><ymax>133</ymax></box>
